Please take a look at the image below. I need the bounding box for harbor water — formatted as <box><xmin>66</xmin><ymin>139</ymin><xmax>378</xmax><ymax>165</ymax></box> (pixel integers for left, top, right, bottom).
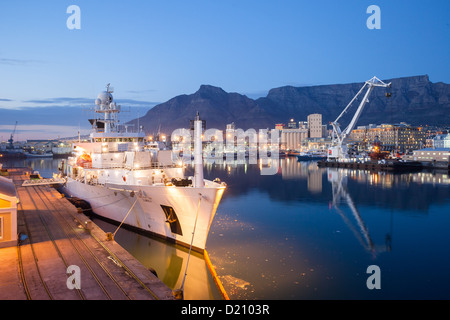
<box><xmin>3</xmin><ymin>156</ymin><xmax>450</xmax><ymax>300</ymax></box>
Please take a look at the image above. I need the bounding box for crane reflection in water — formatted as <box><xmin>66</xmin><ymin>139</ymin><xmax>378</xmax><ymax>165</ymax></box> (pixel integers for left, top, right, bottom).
<box><xmin>327</xmin><ymin>168</ymin><xmax>392</xmax><ymax>257</ymax></box>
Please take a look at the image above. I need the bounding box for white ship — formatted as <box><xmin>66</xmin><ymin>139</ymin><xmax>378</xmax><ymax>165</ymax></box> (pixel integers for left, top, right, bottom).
<box><xmin>62</xmin><ymin>84</ymin><xmax>226</xmax><ymax>252</ymax></box>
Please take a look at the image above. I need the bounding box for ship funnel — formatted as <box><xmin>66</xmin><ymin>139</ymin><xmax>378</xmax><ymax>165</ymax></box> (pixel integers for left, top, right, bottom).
<box><xmin>193</xmin><ymin>112</ymin><xmax>204</xmax><ymax>188</ymax></box>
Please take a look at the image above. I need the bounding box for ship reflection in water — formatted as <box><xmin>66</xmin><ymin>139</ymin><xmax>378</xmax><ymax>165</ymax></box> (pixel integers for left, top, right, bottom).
<box><xmin>92</xmin><ymin>219</ymin><xmax>221</xmax><ymax>300</ymax></box>
<box><xmin>2</xmin><ymin>157</ymin><xmax>449</xmax><ymax>299</ymax></box>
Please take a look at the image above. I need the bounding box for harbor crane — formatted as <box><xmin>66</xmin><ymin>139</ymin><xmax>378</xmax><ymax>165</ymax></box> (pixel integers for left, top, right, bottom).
<box><xmin>328</xmin><ymin>76</ymin><xmax>391</xmax><ymax>161</ymax></box>
<box><xmin>7</xmin><ymin>121</ymin><xmax>18</xmax><ymax>149</ymax></box>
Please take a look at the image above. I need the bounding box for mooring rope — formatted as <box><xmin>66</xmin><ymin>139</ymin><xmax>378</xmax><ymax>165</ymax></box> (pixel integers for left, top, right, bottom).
<box><xmin>112</xmin><ymin>197</ymin><xmax>138</xmax><ymax>238</ymax></box>
<box><xmin>179</xmin><ymin>193</ymin><xmax>202</xmax><ymax>294</ymax></box>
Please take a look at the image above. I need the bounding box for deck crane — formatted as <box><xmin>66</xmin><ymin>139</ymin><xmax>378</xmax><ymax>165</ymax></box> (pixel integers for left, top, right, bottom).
<box><xmin>328</xmin><ymin>76</ymin><xmax>391</xmax><ymax>161</ymax></box>
<box><xmin>7</xmin><ymin>121</ymin><xmax>18</xmax><ymax>149</ymax></box>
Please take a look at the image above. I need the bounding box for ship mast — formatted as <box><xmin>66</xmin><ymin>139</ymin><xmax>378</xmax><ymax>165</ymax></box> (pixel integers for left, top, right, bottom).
<box><xmin>94</xmin><ymin>83</ymin><xmax>121</xmax><ymax>134</ymax></box>
<box><xmin>193</xmin><ymin>112</ymin><xmax>204</xmax><ymax>188</ymax></box>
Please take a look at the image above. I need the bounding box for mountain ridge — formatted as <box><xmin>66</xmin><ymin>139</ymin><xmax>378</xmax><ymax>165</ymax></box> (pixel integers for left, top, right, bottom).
<box><xmin>129</xmin><ymin>75</ymin><xmax>450</xmax><ymax>135</ymax></box>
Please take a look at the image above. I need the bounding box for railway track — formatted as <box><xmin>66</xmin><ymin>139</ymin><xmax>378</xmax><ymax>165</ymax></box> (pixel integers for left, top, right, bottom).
<box><xmin>14</xmin><ymin>172</ymin><xmax>163</xmax><ymax>300</ymax></box>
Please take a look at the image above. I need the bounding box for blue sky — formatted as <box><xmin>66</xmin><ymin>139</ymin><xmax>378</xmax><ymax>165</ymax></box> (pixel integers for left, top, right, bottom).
<box><xmin>0</xmin><ymin>0</ymin><xmax>449</xmax><ymax>139</ymax></box>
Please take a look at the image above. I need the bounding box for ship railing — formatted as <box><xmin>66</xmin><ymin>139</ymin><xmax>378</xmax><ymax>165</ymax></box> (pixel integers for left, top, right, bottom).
<box><xmin>123</xmin><ymin>162</ymin><xmax>179</xmax><ymax>170</ymax></box>
<box><xmin>89</xmin><ymin>164</ymin><xmax>124</xmax><ymax>169</ymax></box>
<box><xmin>85</xmin><ymin>162</ymin><xmax>178</xmax><ymax>170</ymax></box>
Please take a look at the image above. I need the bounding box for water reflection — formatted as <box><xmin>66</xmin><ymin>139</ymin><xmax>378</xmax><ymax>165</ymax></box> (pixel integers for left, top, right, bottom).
<box><xmin>1</xmin><ymin>157</ymin><xmax>66</xmax><ymax>178</ymax></box>
<box><xmin>4</xmin><ymin>156</ymin><xmax>450</xmax><ymax>299</ymax></box>
<box><xmin>203</xmin><ymin>158</ymin><xmax>450</xmax><ymax>299</ymax></box>
<box><xmin>91</xmin><ymin>219</ymin><xmax>222</xmax><ymax>300</ymax></box>
<box><xmin>196</xmin><ymin>158</ymin><xmax>450</xmax><ymax>212</ymax></box>
<box><xmin>328</xmin><ymin>168</ymin><xmax>392</xmax><ymax>257</ymax></box>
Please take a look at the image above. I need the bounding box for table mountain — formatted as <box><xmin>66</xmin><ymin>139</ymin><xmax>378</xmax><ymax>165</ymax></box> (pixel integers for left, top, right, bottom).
<box><xmin>129</xmin><ymin>75</ymin><xmax>450</xmax><ymax>135</ymax></box>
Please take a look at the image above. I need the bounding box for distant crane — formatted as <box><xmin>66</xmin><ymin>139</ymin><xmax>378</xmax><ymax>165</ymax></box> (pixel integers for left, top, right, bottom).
<box><xmin>7</xmin><ymin>121</ymin><xmax>18</xmax><ymax>149</ymax></box>
<box><xmin>328</xmin><ymin>76</ymin><xmax>391</xmax><ymax>161</ymax></box>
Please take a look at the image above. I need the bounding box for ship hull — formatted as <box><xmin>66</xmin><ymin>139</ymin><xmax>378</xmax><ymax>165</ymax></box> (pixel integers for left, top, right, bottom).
<box><xmin>63</xmin><ymin>178</ymin><xmax>225</xmax><ymax>252</ymax></box>
<box><xmin>297</xmin><ymin>155</ymin><xmax>327</xmax><ymax>161</ymax></box>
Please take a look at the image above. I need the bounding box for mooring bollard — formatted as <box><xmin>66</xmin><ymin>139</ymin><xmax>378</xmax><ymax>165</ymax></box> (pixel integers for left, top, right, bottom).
<box><xmin>106</xmin><ymin>232</ymin><xmax>114</xmax><ymax>241</ymax></box>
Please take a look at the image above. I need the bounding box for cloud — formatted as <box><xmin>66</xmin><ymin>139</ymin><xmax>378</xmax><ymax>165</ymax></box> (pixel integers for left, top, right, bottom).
<box><xmin>126</xmin><ymin>89</ymin><xmax>158</xmax><ymax>94</ymax></box>
<box><xmin>23</xmin><ymin>97</ymin><xmax>93</xmax><ymax>105</ymax></box>
<box><xmin>0</xmin><ymin>93</ymin><xmax>160</xmax><ymax>140</ymax></box>
<box><xmin>0</xmin><ymin>58</ymin><xmax>41</xmax><ymax>65</ymax></box>
<box><xmin>22</xmin><ymin>97</ymin><xmax>159</xmax><ymax>108</ymax></box>
<box><xmin>0</xmin><ymin>106</ymin><xmax>87</xmax><ymax>127</ymax></box>
<box><xmin>0</xmin><ymin>124</ymin><xmax>89</xmax><ymax>140</ymax></box>
<box><xmin>115</xmin><ymin>99</ymin><xmax>160</xmax><ymax>107</ymax></box>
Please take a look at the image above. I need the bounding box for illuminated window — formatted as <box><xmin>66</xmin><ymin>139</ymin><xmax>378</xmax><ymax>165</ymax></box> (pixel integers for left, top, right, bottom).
<box><xmin>0</xmin><ymin>217</ymin><xmax>3</xmax><ymax>240</ymax></box>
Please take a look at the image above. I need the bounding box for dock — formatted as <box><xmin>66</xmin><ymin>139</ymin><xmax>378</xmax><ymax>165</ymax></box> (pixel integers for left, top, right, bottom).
<box><xmin>318</xmin><ymin>159</ymin><xmax>424</xmax><ymax>172</ymax></box>
<box><xmin>0</xmin><ymin>168</ymin><xmax>175</xmax><ymax>300</ymax></box>
<box><xmin>318</xmin><ymin>159</ymin><xmax>450</xmax><ymax>172</ymax></box>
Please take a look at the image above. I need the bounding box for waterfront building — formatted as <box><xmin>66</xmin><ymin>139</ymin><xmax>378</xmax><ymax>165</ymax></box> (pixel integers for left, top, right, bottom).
<box><xmin>0</xmin><ymin>176</ymin><xmax>18</xmax><ymax>248</ymax></box>
<box><xmin>307</xmin><ymin>114</ymin><xmax>323</xmax><ymax>138</ymax></box>
<box><xmin>301</xmin><ymin>137</ymin><xmax>333</xmax><ymax>152</ymax></box>
<box><xmin>349</xmin><ymin>123</ymin><xmax>427</xmax><ymax>153</ymax></box>
<box><xmin>433</xmin><ymin>133</ymin><xmax>450</xmax><ymax>148</ymax></box>
<box><xmin>276</xmin><ymin>113</ymin><xmax>325</xmax><ymax>151</ymax></box>
<box><xmin>403</xmin><ymin>148</ymin><xmax>450</xmax><ymax>163</ymax></box>
<box><xmin>298</xmin><ymin>121</ymin><xmax>308</xmax><ymax>130</ymax></box>
<box><xmin>279</xmin><ymin>128</ymin><xmax>308</xmax><ymax>151</ymax></box>
<box><xmin>287</xmin><ymin>119</ymin><xmax>297</xmax><ymax>129</ymax></box>
<box><xmin>425</xmin><ymin>135</ymin><xmax>436</xmax><ymax>148</ymax></box>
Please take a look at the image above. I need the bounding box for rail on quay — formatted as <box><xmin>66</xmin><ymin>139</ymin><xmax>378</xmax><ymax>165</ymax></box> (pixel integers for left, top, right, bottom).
<box><xmin>0</xmin><ymin>167</ymin><xmax>175</xmax><ymax>300</ymax></box>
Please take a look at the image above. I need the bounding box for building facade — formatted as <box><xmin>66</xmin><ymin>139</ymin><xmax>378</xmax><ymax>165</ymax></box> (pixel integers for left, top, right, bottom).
<box><xmin>433</xmin><ymin>134</ymin><xmax>450</xmax><ymax>148</ymax></box>
<box><xmin>279</xmin><ymin>128</ymin><xmax>309</xmax><ymax>151</ymax></box>
<box><xmin>307</xmin><ymin>114</ymin><xmax>322</xmax><ymax>138</ymax></box>
<box><xmin>403</xmin><ymin>148</ymin><xmax>450</xmax><ymax>163</ymax></box>
<box><xmin>0</xmin><ymin>176</ymin><xmax>18</xmax><ymax>248</ymax></box>
<box><xmin>349</xmin><ymin>123</ymin><xmax>427</xmax><ymax>153</ymax></box>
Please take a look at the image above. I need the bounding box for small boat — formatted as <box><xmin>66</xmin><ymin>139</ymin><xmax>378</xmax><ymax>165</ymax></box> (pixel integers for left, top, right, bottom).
<box><xmin>297</xmin><ymin>151</ymin><xmax>327</xmax><ymax>161</ymax></box>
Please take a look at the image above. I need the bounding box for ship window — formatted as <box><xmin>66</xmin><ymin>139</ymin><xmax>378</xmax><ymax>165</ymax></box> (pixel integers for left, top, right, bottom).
<box><xmin>0</xmin><ymin>217</ymin><xmax>3</xmax><ymax>240</ymax></box>
<box><xmin>160</xmin><ymin>205</ymin><xmax>183</xmax><ymax>236</ymax></box>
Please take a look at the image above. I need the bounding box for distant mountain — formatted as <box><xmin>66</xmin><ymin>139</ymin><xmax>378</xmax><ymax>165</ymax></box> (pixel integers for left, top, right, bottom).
<box><xmin>257</xmin><ymin>75</ymin><xmax>450</xmax><ymax>128</ymax></box>
<box><xmin>129</xmin><ymin>75</ymin><xmax>450</xmax><ymax>135</ymax></box>
<box><xmin>131</xmin><ymin>85</ymin><xmax>275</xmax><ymax>135</ymax></box>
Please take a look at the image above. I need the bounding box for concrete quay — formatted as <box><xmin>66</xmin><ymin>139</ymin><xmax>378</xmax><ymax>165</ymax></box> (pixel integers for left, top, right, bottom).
<box><xmin>0</xmin><ymin>167</ymin><xmax>175</xmax><ymax>300</ymax></box>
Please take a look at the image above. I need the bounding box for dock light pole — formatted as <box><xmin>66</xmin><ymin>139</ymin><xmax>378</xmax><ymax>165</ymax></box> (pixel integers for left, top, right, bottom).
<box><xmin>193</xmin><ymin>112</ymin><xmax>204</xmax><ymax>188</ymax></box>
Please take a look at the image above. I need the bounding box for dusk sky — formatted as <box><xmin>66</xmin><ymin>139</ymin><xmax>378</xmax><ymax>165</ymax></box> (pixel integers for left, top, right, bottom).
<box><xmin>0</xmin><ymin>0</ymin><xmax>449</xmax><ymax>140</ymax></box>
